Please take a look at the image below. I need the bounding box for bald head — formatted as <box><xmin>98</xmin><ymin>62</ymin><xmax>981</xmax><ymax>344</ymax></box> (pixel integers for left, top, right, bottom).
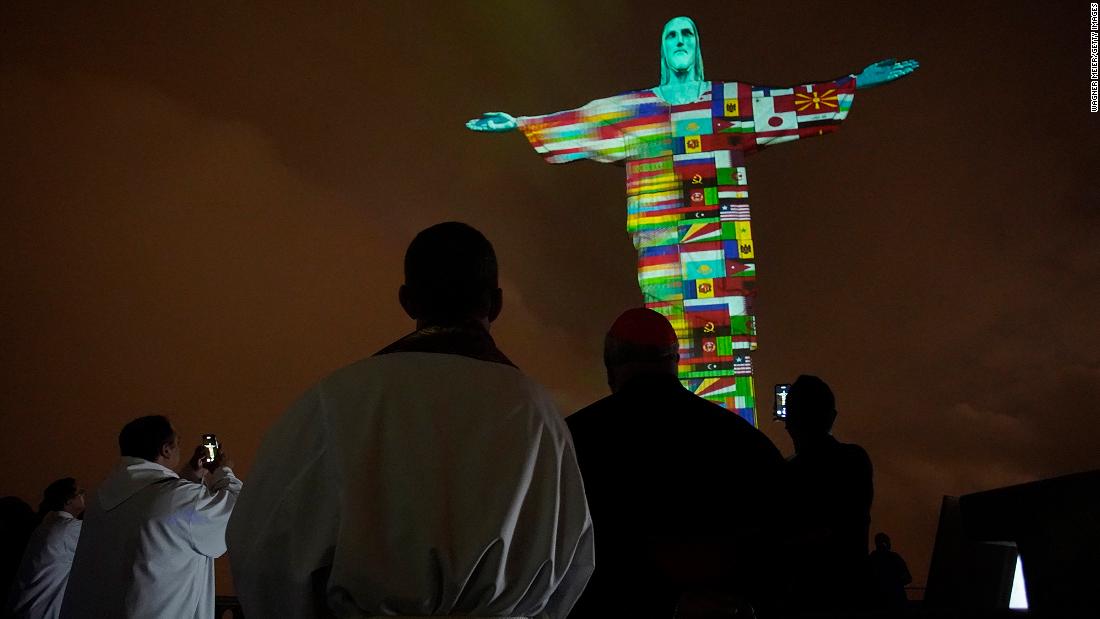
<box><xmin>604</xmin><ymin>308</ymin><xmax>680</xmax><ymax>392</ymax></box>
<box><xmin>399</xmin><ymin>222</ymin><xmax>502</xmax><ymax>327</ymax></box>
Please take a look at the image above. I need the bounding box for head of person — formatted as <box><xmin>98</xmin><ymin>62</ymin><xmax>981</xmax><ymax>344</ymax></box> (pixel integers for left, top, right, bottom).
<box><xmin>119</xmin><ymin>415</ymin><xmax>180</xmax><ymax>468</ymax></box>
<box><xmin>40</xmin><ymin>477</ymin><xmax>85</xmax><ymax>517</ymax></box>
<box><xmin>603</xmin><ymin>308</ymin><xmax>680</xmax><ymax>393</ymax></box>
<box><xmin>659</xmin><ymin>15</ymin><xmax>705</xmax><ymax>85</ymax></box>
<box><xmin>0</xmin><ymin>497</ymin><xmax>35</xmax><ymax>535</ymax></box>
<box><xmin>399</xmin><ymin>222</ymin><xmax>502</xmax><ymax>329</ymax></box>
<box><xmin>874</xmin><ymin>532</ymin><xmax>891</xmax><ymax>552</ymax></box>
<box><xmin>784</xmin><ymin>374</ymin><xmax>837</xmax><ymax>450</ymax></box>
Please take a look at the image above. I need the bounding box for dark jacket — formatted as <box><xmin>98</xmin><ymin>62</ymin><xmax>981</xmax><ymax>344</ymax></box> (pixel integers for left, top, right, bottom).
<box><xmin>785</xmin><ymin>435</ymin><xmax>874</xmax><ymax>609</ymax></box>
<box><xmin>566</xmin><ymin>373</ymin><xmax>786</xmax><ymax>617</ymax></box>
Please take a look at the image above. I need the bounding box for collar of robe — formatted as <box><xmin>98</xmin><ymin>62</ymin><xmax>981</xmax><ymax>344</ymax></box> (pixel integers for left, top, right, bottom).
<box><xmin>374</xmin><ymin>320</ymin><xmax>517</xmax><ymax>369</ymax></box>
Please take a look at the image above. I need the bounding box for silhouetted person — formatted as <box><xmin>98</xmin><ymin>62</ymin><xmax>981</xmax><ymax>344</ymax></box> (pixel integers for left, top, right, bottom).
<box><xmin>868</xmin><ymin>532</ymin><xmax>911</xmax><ymax>608</ymax></box>
<box><xmin>782</xmin><ymin>374</ymin><xmax>873</xmax><ymax>611</ymax></box>
<box><xmin>8</xmin><ymin>478</ymin><xmax>85</xmax><ymax>619</ymax></box>
<box><xmin>1</xmin><ymin>497</ymin><xmax>37</xmax><ymax>609</ymax></box>
<box><xmin>566</xmin><ymin>308</ymin><xmax>786</xmax><ymax>618</ymax></box>
<box><xmin>228</xmin><ymin>222</ymin><xmax>593</xmax><ymax>618</ymax></box>
<box><xmin>60</xmin><ymin>415</ymin><xmax>241</xmax><ymax>618</ymax></box>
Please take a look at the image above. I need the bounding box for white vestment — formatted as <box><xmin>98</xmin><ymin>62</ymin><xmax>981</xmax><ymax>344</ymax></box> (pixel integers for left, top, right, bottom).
<box><xmin>228</xmin><ymin>350</ymin><xmax>594</xmax><ymax>618</ymax></box>
<box><xmin>59</xmin><ymin>458</ymin><xmax>242</xmax><ymax>619</ymax></box>
<box><xmin>8</xmin><ymin>511</ymin><xmax>81</xmax><ymax>619</ymax></box>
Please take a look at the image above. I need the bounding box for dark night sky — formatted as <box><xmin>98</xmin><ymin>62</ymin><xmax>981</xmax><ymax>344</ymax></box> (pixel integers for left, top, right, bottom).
<box><xmin>2</xmin><ymin>1</ymin><xmax>1098</xmax><ymax>593</ymax></box>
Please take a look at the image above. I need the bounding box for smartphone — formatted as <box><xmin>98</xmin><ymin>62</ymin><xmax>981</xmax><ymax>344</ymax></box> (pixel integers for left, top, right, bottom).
<box><xmin>201</xmin><ymin>434</ymin><xmax>220</xmax><ymax>464</ymax></box>
<box><xmin>774</xmin><ymin>384</ymin><xmax>791</xmax><ymax>420</ymax></box>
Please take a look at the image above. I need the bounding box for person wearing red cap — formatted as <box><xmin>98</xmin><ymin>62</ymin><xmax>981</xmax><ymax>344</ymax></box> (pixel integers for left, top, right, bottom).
<box><xmin>566</xmin><ymin>308</ymin><xmax>785</xmax><ymax>618</ymax></box>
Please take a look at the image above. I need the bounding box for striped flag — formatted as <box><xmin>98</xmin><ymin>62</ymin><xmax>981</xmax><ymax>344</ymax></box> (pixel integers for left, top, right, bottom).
<box><xmin>720</xmin><ymin>203</ymin><xmax>751</xmax><ymax>220</ymax></box>
<box><xmin>733</xmin><ymin>355</ymin><xmax>753</xmax><ymax>375</ymax></box>
<box><xmin>718</xmin><ymin>189</ymin><xmax>750</xmax><ymax>200</ymax></box>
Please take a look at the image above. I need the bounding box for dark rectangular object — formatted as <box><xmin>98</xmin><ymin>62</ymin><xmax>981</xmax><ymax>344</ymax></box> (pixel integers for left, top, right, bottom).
<box><xmin>960</xmin><ymin>470</ymin><xmax>1100</xmax><ymax>613</ymax></box>
<box><xmin>924</xmin><ymin>495</ymin><xmax>1017</xmax><ymax>609</ymax></box>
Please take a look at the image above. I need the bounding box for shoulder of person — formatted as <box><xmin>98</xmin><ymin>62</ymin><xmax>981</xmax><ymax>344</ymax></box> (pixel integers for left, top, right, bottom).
<box><xmin>566</xmin><ymin>393</ymin><xmax>618</xmax><ymax>429</ymax></box>
<box><xmin>43</xmin><ymin>514</ymin><xmax>79</xmax><ymax>539</ymax></box>
<box><xmin>564</xmin><ymin>408</ymin><xmax>587</xmax><ymax>434</ymax></box>
<box><xmin>838</xmin><ymin>440</ymin><xmax>870</xmax><ymax>459</ymax></box>
<box><xmin>163</xmin><ymin>476</ymin><xmax>211</xmax><ymax>499</ymax></box>
<box><xmin>712</xmin><ymin>410</ymin><xmax>784</xmax><ymax>460</ymax></box>
<box><xmin>697</xmin><ymin>398</ymin><xmax>758</xmax><ymax>432</ymax></box>
<box><xmin>514</xmin><ymin>375</ymin><xmax>570</xmax><ymax>428</ymax></box>
<box><xmin>316</xmin><ymin>355</ymin><xmax>381</xmax><ymax>392</ymax></box>
<box><xmin>836</xmin><ymin>440</ymin><xmax>872</xmax><ymax>469</ymax></box>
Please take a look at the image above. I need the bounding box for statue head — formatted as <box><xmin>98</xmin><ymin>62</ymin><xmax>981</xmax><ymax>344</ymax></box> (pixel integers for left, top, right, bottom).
<box><xmin>660</xmin><ymin>16</ymin><xmax>705</xmax><ymax>84</ymax></box>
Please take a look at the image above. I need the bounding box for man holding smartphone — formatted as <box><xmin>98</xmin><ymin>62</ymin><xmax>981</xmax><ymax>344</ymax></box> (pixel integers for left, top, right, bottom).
<box><xmin>60</xmin><ymin>415</ymin><xmax>241</xmax><ymax>619</ymax></box>
<box><xmin>782</xmin><ymin>375</ymin><xmax>873</xmax><ymax>610</ymax></box>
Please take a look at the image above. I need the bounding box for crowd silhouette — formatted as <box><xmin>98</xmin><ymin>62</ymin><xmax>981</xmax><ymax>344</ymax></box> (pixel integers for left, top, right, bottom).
<box><xmin>2</xmin><ymin>223</ymin><xmax>911</xmax><ymax>618</ymax></box>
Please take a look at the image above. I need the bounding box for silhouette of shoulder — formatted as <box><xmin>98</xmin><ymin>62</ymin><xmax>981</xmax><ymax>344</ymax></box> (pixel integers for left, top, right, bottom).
<box><xmin>573</xmin><ymin>375</ymin><xmax>745</xmax><ymax>423</ymax></box>
<box><xmin>791</xmin><ymin>437</ymin><xmax>870</xmax><ymax>468</ymax></box>
<box><xmin>831</xmin><ymin>440</ymin><xmax>871</xmax><ymax>470</ymax></box>
<box><xmin>567</xmin><ymin>375</ymin><xmax>782</xmax><ymax>464</ymax></box>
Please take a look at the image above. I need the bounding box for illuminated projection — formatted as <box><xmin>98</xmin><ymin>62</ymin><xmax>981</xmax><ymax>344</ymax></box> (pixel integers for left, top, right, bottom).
<box><xmin>468</xmin><ymin>16</ymin><xmax>917</xmax><ymax>425</ymax></box>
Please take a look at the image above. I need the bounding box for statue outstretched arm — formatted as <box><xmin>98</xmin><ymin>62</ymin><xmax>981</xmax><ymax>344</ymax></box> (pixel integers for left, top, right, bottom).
<box><xmin>467</xmin><ymin>95</ymin><xmax>632</xmax><ymax>164</ymax></box>
<box><xmin>854</xmin><ymin>58</ymin><xmax>919</xmax><ymax>89</ymax></box>
<box><xmin>465</xmin><ymin>112</ymin><xmax>518</xmax><ymax>132</ymax></box>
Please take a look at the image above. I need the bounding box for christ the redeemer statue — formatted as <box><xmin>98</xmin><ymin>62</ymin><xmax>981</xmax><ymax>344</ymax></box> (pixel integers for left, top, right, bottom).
<box><xmin>467</xmin><ymin>16</ymin><xmax>917</xmax><ymax>426</ymax></box>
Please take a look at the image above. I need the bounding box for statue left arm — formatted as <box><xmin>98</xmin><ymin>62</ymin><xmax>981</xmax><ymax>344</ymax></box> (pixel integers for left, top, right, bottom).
<box><xmin>740</xmin><ymin>74</ymin><xmax>858</xmax><ymax>151</ymax></box>
<box><xmin>737</xmin><ymin>59</ymin><xmax>916</xmax><ymax>153</ymax></box>
<box><xmin>854</xmin><ymin>58</ymin><xmax>920</xmax><ymax>89</ymax></box>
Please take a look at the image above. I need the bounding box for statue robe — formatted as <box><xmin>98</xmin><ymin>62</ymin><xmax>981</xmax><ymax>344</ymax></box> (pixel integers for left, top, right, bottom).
<box><xmin>517</xmin><ymin>77</ymin><xmax>856</xmax><ymax>425</ymax></box>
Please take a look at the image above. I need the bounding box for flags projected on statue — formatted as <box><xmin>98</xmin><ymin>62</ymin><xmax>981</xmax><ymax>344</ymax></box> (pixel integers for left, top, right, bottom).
<box><xmin>682</xmin><ymin>372</ymin><xmax>756</xmax><ymax>424</ymax></box>
<box><xmin>515</xmin><ymin>75</ymin><xmax>858</xmax><ymax>426</ymax></box>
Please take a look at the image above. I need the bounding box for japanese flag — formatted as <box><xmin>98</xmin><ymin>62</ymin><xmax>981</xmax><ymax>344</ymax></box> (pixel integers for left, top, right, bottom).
<box><xmin>752</xmin><ymin>96</ymin><xmax>797</xmax><ymax>132</ymax></box>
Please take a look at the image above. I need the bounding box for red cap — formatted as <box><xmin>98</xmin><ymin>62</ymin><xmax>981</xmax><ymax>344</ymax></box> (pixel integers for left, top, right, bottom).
<box><xmin>607</xmin><ymin>308</ymin><xmax>678</xmax><ymax>348</ymax></box>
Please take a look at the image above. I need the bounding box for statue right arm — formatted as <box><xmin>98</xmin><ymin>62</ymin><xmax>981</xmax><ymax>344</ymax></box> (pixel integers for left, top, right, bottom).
<box><xmin>465</xmin><ymin>112</ymin><xmax>518</xmax><ymax>132</ymax></box>
<box><xmin>497</xmin><ymin>94</ymin><xmax>635</xmax><ymax>164</ymax></box>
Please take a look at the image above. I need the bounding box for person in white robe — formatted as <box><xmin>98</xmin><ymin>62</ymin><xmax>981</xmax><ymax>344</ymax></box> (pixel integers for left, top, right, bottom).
<box><xmin>8</xmin><ymin>478</ymin><xmax>85</xmax><ymax>619</ymax></box>
<box><xmin>228</xmin><ymin>222</ymin><xmax>594</xmax><ymax>618</ymax></box>
<box><xmin>59</xmin><ymin>416</ymin><xmax>241</xmax><ymax>619</ymax></box>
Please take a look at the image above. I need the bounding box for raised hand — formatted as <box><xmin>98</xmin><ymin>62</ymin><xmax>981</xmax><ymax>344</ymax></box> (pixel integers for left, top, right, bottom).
<box><xmin>855</xmin><ymin>58</ymin><xmax>919</xmax><ymax>89</ymax></box>
<box><xmin>465</xmin><ymin>112</ymin><xmax>518</xmax><ymax>132</ymax></box>
<box><xmin>181</xmin><ymin>446</ymin><xmax>210</xmax><ymax>482</ymax></box>
<box><xmin>204</xmin><ymin>447</ymin><xmax>230</xmax><ymax>472</ymax></box>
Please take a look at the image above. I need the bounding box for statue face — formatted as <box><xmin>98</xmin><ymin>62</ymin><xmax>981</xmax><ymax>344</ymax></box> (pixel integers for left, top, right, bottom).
<box><xmin>662</xmin><ymin>16</ymin><xmax>698</xmax><ymax>74</ymax></box>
